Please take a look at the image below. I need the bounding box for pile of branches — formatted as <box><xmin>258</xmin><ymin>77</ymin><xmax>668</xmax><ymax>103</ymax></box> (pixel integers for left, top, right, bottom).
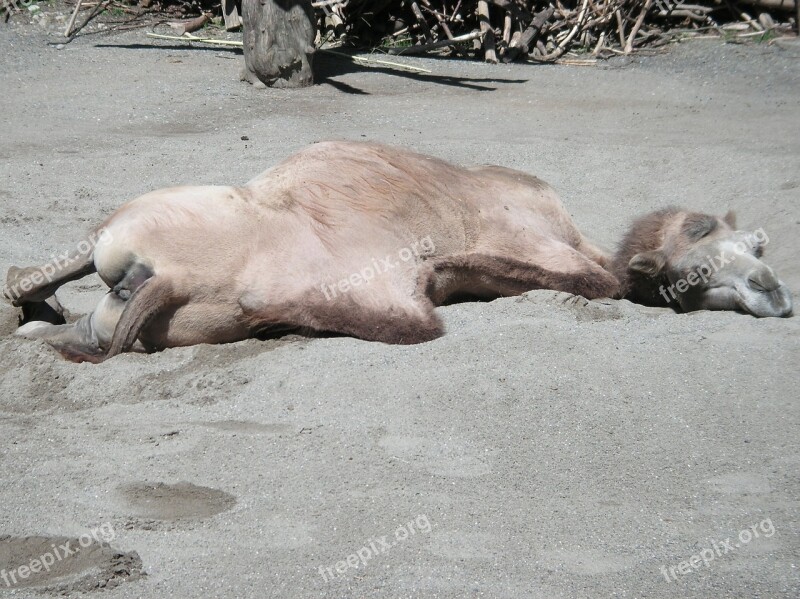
<box><xmin>3</xmin><ymin>0</ymin><xmax>796</xmax><ymax>60</ymax></box>
<box><xmin>313</xmin><ymin>0</ymin><xmax>799</xmax><ymax>62</ymax></box>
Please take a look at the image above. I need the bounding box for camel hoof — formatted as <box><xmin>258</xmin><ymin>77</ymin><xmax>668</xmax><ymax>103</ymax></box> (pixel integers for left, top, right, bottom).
<box><xmin>4</xmin><ymin>266</ymin><xmax>22</xmax><ymax>306</ymax></box>
<box><xmin>4</xmin><ymin>265</ymin><xmax>37</xmax><ymax>306</ymax></box>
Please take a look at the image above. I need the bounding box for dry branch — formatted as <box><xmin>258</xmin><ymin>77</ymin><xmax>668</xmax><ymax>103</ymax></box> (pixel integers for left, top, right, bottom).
<box><xmin>167</xmin><ymin>12</ymin><xmax>209</xmax><ymax>35</ymax></box>
<box><xmin>625</xmin><ymin>0</ymin><xmax>653</xmax><ymax>53</ymax></box>
<box><xmin>64</xmin><ymin>0</ymin><xmax>84</xmax><ymax>37</ymax></box>
<box><xmin>502</xmin><ymin>5</ymin><xmax>553</xmax><ymax>63</ymax></box>
<box><xmin>387</xmin><ymin>29</ymin><xmax>483</xmax><ymax>53</ymax></box>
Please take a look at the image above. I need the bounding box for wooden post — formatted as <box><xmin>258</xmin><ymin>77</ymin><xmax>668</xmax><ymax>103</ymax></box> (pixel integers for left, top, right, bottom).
<box><xmin>241</xmin><ymin>0</ymin><xmax>316</xmax><ymax>89</ymax></box>
<box><xmin>477</xmin><ymin>1</ymin><xmax>498</xmax><ymax>63</ymax></box>
<box><xmin>221</xmin><ymin>0</ymin><xmax>242</xmax><ymax>31</ymax></box>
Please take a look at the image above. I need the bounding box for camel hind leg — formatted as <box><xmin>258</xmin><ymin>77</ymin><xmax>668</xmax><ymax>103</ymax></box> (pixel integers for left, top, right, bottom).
<box><xmin>239</xmin><ymin>275</ymin><xmax>444</xmax><ymax>346</ymax></box>
<box><xmin>16</xmin><ymin>271</ymin><xmax>182</xmax><ymax>362</ymax></box>
<box><xmin>4</xmin><ymin>241</ymin><xmax>97</xmax><ymax>307</ymax></box>
<box><xmin>16</xmin><ymin>292</ymin><xmax>128</xmax><ymax>363</ymax></box>
<box><xmin>15</xmin><ymin>277</ymin><xmax>179</xmax><ymax>362</ymax></box>
<box><xmin>304</xmin><ymin>295</ymin><xmax>443</xmax><ymax>344</ymax></box>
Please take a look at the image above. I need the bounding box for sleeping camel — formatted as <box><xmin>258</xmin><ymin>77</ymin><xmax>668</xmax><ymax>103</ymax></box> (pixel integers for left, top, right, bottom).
<box><xmin>3</xmin><ymin>141</ymin><xmax>792</xmax><ymax>362</ymax></box>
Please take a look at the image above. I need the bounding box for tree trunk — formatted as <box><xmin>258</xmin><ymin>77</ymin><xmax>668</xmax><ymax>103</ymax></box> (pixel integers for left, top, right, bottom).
<box><xmin>241</xmin><ymin>0</ymin><xmax>316</xmax><ymax>89</ymax></box>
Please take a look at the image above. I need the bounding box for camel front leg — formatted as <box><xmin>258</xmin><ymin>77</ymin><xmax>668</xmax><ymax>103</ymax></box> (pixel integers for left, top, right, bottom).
<box><xmin>423</xmin><ymin>250</ymin><xmax>621</xmax><ymax>306</ymax></box>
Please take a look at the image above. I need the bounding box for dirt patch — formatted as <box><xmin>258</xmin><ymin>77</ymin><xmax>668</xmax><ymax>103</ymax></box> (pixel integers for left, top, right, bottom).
<box><xmin>0</xmin><ymin>535</ymin><xmax>143</xmax><ymax>593</ymax></box>
<box><xmin>116</xmin><ymin>482</ymin><xmax>236</xmax><ymax>520</ymax></box>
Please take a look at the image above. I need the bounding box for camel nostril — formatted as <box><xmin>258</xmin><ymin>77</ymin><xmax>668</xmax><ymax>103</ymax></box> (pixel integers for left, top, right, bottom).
<box><xmin>748</xmin><ymin>270</ymin><xmax>780</xmax><ymax>293</ymax></box>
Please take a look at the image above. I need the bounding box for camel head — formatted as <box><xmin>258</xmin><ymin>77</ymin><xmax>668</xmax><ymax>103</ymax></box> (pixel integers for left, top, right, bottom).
<box><xmin>614</xmin><ymin>208</ymin><xmax>793</xmax><ymax>318</ymax></box>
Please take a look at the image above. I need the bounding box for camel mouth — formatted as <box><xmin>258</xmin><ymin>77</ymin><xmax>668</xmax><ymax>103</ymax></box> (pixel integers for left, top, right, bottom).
<box><xmin>737</xmin><ymin>306</ymin><xmax>793</xmax><ymax>319</ymax></box>
<box><xmin>735</xmin><ymin>285</ymin><xmax>794</xmax><ymax>318</ymax></box>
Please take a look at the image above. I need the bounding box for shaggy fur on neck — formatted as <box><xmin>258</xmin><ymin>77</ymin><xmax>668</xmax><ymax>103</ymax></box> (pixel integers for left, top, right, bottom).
<box><xmin>610</xmin><ymin>207</ymin><xmax>681</xmax><ymax>306</ymax></box>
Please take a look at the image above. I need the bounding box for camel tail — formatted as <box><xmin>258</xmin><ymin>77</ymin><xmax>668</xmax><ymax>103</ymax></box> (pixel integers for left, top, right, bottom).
<box><xmin>105</xmin><ymin>276</ymin><xmax>179</xmax><ymax>359</ymax></box>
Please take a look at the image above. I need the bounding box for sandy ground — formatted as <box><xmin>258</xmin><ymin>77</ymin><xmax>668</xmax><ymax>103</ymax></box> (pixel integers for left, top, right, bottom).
<box><xmin>1</xmin><ymin>15</ymin><xmax>799</xmax><ymax>598</ymax></box>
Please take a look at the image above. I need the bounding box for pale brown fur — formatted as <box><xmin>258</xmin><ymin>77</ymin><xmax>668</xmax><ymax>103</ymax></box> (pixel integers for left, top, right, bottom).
<box><xmin>4</xmin><ymin>142</ymin><xmax>791</xmax><ymax>362</ymax></box>
<box><xmin>611</xmin><ymin>207</ymin><xmax>683</xmax><ymax>306</ymax></box>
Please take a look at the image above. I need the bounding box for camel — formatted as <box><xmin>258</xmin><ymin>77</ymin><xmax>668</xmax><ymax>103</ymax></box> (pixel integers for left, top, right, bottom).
<box><xmin>3</xmin><ymin>141</ymin><xmax>792</xmax><ymax>363</ymax></box>
<box><xmin>611</xmin><ymin>207</ymin><xmax>791</xmax><ymax>317</ymax></box>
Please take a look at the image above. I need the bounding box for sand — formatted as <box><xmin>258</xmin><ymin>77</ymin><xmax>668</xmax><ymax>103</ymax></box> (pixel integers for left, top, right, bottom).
<box><xmin>0</xmin><ymin>16</ymin><xmax>799</xmax><ymax>599</ymax></box>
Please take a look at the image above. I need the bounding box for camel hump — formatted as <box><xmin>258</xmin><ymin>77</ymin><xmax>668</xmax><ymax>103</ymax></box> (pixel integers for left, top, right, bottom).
<box><xmin>468</xmin><ymin>164</ymin><xmax>553</xmax><ymax>192</ymax></box>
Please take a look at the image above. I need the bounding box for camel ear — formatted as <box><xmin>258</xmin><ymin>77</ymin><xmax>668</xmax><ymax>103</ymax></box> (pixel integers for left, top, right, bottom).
<box><xmin>723</xmin><ymin>210</ymin><xmax>737</xmax><ymax>228</ymax></box>
<box><xmin>629</xmin><ymin>250</ymin><xmax>666</xmax><ymax>277</ymax></box>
